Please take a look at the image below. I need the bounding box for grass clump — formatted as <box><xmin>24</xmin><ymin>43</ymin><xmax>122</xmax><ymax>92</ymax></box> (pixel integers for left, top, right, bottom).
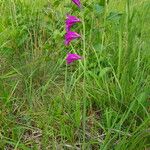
<box><xmin>0</xmin><ymin>0</ymin><xmax>150</xmax><ymax>149</ymax></box>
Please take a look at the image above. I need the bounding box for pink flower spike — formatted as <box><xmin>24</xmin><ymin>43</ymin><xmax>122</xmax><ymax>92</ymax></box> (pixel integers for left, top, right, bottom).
<box><xmin>66</xmin><ymin>53</ymin><xmax>82</xmax><ymax>64</ymax></box>
<box><xmin>65</xmin><ymin>31</ymin><xmax>81</xmax><ymax>46</ymax></box>
<box><xmin>72</xmin><ymin>0</ymin><xmax>81</xmax><ymax>8</ymax></box>
<box><xmin>66</xmin><ymin>15</ymin><xmax>81</xmax><ymax>32</ymax></box>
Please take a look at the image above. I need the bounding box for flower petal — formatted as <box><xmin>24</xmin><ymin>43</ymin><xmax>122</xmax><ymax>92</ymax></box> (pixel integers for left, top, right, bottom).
<box><xmin>72</xmin><ymin>0</ymin><xmax>81</xmax><ymax>8</ymax></box>
<box><xmin>66</xmin><ymin>53</ymin><xmax>82</xmax><ymax>64</ymax></box>
<box><xmin>65</xmin><ymin>31</ymin><xmax>81</xmax><ymax>46</ymax></box>
<box><xmin>65</xmin><ymin>15</ymin><xmax>81</xmax><ymax>32</ymax></box>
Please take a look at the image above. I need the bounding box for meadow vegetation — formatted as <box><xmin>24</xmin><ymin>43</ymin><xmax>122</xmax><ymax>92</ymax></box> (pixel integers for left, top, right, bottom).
<box><xmin>0</xmin><ymin>0</ymin><xmax>150</xmax><ymax>149</ymax></box>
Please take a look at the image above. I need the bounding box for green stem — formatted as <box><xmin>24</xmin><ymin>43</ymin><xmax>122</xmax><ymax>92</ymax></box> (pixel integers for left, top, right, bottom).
<box><xmin>117</xmin><ymin>28</ymin><xmax>122</xmax><ymax>78</ymax></box>
<box><xmin>82</xmin><ymin>11</ymin><xmax>87</xmax><ymax>149</ymax></box>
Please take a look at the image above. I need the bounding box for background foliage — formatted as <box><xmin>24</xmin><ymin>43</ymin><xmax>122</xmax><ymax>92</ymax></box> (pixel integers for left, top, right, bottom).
<box><xmin>0</xmin><ymin>0</ymin><xmax>150</xmax><ymax>149</ymax></box>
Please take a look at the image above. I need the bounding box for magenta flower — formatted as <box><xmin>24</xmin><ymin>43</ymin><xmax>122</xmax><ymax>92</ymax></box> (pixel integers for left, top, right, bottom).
<box><xmin>72</xmin><ymin>0</ymin><xmax>81</xmax><ymax>8</ymax></box>
<box><xmin>65</xmin><ymin>31</ymin><xmax>81</xmax><ymax>46</ymax></box>
<box><xmin>66</xmin><ymin>15</ymin><xmax>81</xmax><ymax>32</ymax></box>
<box><xmin>66</xmin><ymin>53</ymin><xmax>82</xmax><ymax>64</ymax></box>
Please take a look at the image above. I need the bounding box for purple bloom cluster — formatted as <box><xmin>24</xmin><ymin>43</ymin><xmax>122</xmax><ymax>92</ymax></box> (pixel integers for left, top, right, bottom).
<box><xmin>65</xmin><ymin>15</ymin><xmax>81</xmax><ymax>32</ymax></box>
<box><xmin>66</xmin><ymin>53</ymin><xmax>82</xmax><ymax>64</ymax></box>
<box><xmin>65</xmin><ymin>31</ymin><xmax>81</xmax><ymax>46</ymax></box>
<box><xmin>65</xmin><ymin>0</ymin><xmax>82</xmax><ymax>64</ymax></box>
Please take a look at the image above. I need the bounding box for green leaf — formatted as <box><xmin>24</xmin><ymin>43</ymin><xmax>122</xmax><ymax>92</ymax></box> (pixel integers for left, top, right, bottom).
<box><xmin>94</xmin><ymin>4</ymin><xmax>104</xmax><ymax>14</ymax></box>
<box><xmin>107</xmin><ymin>12</ymin><xmax>123</xmax><ymax>21</ymax></box>
<box><xmin>99</xmin><ymin>67</ymin><xmax>111</xmax><ymax>77</ymax></box>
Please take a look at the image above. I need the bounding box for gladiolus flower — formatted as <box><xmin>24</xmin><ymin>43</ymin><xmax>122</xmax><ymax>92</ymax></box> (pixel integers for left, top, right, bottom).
<box><xmin>66</xmin><ymin>15</ymin><xmax>81</xmax><ymax>32</ymax></box>
<box><xmin>65</xmin><ymin>31</ymin><xmax>81</xmax><ymax>46</ymax></box>
<box><xmin>66</xmin><ymin>53</ymin><xmax>82</xmax><ymax>64</ymax></box>
<box><xmin>72</xmin><ymin>0</ymin><xmax>81</xmax><ymax>8</ymax></box>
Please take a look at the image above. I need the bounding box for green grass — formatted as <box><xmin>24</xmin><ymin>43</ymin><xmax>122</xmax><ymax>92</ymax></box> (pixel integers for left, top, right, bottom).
<box><xmin>0</xmin><ymin>0</ymin><xmax>150</xmax><ymax>149</ymax></box>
